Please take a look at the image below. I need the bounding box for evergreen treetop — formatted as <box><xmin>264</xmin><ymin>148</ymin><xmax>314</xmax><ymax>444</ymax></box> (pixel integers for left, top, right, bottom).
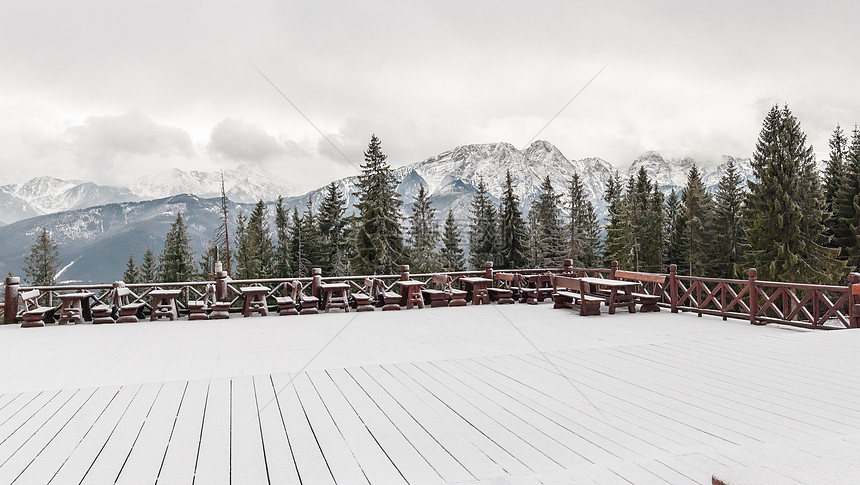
<box><xmin>499</xmin><ymin>170</ymin><xmax>528</xmax><ymax>269</ymax></box>
<box><xmin>441</xmin><ymin>209</ymin><xmax>465</xmax><ymax>271</ymax></box>
<box><xmin>23</xmin><ymin>227</ymin><xmax>62</xmax><ymax>286</ymax></box>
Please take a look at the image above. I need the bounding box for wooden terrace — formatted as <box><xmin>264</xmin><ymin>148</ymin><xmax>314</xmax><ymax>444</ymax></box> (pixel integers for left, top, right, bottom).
<box><xmin>2</xmin><ymin>301</ymin><xmax>860</xmax><ymax>483</ymax></box>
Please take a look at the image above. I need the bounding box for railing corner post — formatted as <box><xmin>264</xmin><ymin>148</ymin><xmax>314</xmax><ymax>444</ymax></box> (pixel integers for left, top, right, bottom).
<box><xmin>669</xmin><ymin>264</ymin><xmax>678</xmax><ymax>313</ymax></box>
<box><xmin>562</xmin><ymin>259</ymin><xmax>573</xmax><ymax>274</ymax></box>
<box><xmin>748</xmin><ymin>268</ymin><xmax>759</xmax><ymax>325</ymax></box>
<box><xmin>848</xmin><ymin>272</ymin><xmax>860</xmax><ymax>328</ymax></box>
<box><xmin>400</xmin><ymin>265</ymin><xmax>410</xmax><ymax>281</ymax></box>
<box><xmin>4</xmin><ymin>276</ymin><xmax>20</xmax><ymax>324</ymax></box>
<box><xmin>312</xmin><ymin>268</ymin><xmax>322</xmax><ymax>299</ymax></box>
<box><xmin>215</xmin><ymin>271</ymin><xmax>229</xmax><ymax>302</ymax></box>
<box><xmin>484</xmin><ymin>261</ymin><xmax>493</xmax><ymax>280</ymax></box>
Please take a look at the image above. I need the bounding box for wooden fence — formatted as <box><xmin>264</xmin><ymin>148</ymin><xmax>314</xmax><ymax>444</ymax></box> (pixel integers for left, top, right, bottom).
<box><xmin>5</xmin><ymin>261</ymin><xmax>860</xmax><ymax>330</ymax></box>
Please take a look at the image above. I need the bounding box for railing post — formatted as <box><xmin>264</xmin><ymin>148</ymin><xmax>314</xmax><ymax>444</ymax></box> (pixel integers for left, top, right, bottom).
<box><xmin>848</xmin><ymin>272</ymin><xmax>860</xmax><ymax>328</ymax></box>
<box><xmin>215</xmin><ymin>271</ymin><xmax>229</xmax><ymax>302</ymax></box>
<box><xmin>748</xmin><ymin>268</ymin><xmax>759</xmax><ymax>325</ymax></box>
<box><xmin>669</xmin><ymin>264</ymin><xmax>678</xmax><ymax>313</ymax></box>
<box><xmin>562</xmin><ymin>259</ymin><xmax>573</xmax><ymax>274</ymax></box>
<box><xmin>484</xmin><ymin>261</ymin><xmax>493</xmax><ymax>280</ymax></box>
<box><xmin>399</xmin><ymin>265</ymin><xmax>410</xmax><ymax>281</ymax></box>
<box><xmin>610</xmin><ymin>260</ymin><xmax>618</xmax><ymax>278</ymax></box>
<box><xmin>4</xmin><ymin>276</ymin><xmax>19</xmax><ymax>324</ymax></box>
<box><xmin>312</xmin><ymin>268</ymin><xmax>322</xmax><ymax>300</ymax></box>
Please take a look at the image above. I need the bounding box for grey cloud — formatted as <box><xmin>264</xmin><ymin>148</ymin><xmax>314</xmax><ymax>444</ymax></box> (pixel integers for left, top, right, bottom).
<box><xmin>66</xmin><ymin>110</ymin><xmax>194</xmax><ymax>161</ymax></box>
<box><xmin>207</xmin><ymin>118</ymin><xmax>286</xmax><ymax>163</ymax></box>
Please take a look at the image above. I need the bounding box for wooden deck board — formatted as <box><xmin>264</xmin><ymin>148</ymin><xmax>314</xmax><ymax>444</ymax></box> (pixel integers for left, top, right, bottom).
<box><xmin>252</xmin><ymin>375</ymin><xmax>302</xmax><ymax>485</ymax></box>
<box><xmin>157</xmin><ymin>380</ymin><xmax>209</xmax><ymax>485</ymax></box>
<box><xmin>228</xmin><ymin>376</ymin><xmax>269</xmax><ymax>485</ymax></box>
<box><xmin>192</xmin><ymin>378</ymin><xmax>230</xmax><ymax>485</ymax></box>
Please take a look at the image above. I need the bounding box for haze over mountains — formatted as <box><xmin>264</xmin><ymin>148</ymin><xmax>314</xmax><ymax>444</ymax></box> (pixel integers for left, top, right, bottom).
<box><xmin>0</xmin><ymin>140</ymin><xmax>752</xmax><ymax>283</ymax></box>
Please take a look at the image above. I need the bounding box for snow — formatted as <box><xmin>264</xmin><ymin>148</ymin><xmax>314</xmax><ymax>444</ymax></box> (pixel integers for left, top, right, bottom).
<box><xmin>2</xmin><ymin>290</ymin><xmax>860</xmax><ymax>483</ymax></box>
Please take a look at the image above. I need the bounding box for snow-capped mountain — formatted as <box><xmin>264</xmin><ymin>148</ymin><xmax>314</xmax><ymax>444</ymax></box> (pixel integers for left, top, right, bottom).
<box><xmin>626</xmin><ymin>152</ymin><xmax>753</xmax><ymax>192</ymax></box>
<box><xmin>0</xmin><ymin>177</ymin><xmax>140</xmax><ymax>224</ymax></box>
<box><xmin>132</xmin><ymin>164</ymin><xmax>294</xmax><ymax>203</ymax></box>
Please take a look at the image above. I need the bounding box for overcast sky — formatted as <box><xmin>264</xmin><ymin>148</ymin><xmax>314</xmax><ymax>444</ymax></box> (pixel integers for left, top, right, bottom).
<box><xmin>1</xmin><ymin>0</ymin><xmax>858</xmax><ymax>192</ymax></box>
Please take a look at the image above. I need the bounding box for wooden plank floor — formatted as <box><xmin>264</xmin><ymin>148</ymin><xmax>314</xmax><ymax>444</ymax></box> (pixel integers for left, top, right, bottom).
<box><xmin>2</xmin><ymin>307</ymin><xmax>860</xmax><ymax>483</ymax></box>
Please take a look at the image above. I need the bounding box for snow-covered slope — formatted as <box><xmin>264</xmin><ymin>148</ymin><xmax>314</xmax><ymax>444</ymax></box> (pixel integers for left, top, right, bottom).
<box><xmin>132</xmin><ymin>164</ymin><xmax>294</xmax><ymax>204</ymax></box>
<box><xmin>627</xmin><ymin>152</ymin><xmax>753</xmax><ymax>192</ymax></box>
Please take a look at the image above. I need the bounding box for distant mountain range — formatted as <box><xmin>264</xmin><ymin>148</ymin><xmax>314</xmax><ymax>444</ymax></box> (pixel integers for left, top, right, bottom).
<box><xmin>0</xmin><ymin>140</ymin><xmax>752</xmax><ymax>283</ymax></box>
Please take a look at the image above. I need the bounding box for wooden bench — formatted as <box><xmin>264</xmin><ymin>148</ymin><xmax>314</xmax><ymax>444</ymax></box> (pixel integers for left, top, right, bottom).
<box><xmin>350</xmin><ymin>279</ymin><xmax>375</xmax><ymax>312</ymax></box>
<box><xmin>612</xmin><ymin>270</ymin><xmax>667</xmax><ymax>312</ymax></box>
<box><xmin>188</xmin><ymin>284</ymin><xmax>215</xmax><ymax>320</ymax></box>
<box><xmin>551</xmin><ymin>275</ymin><xmax>603</xmax><ymax>316</ymax></box>
<box><xmin>114</xmin><ymin>286</ymin><xmax>146</xmax><ymax>323</ymax></box>
<box><xmin>421</xmin><ymin>274</ymin><xmax>451</xmax><ymax>308</ymax></box>
<box><xmin>488</xmin><ymin>272</ymin><xmax>517</xmax><ymax>304</ymax></box>
<box><xmin>19</xmin><ymin>289</ymin><xmax>59</xmax><ymax>327</ymax></box>
<box><xmin>372</xmin><ymin>279</ymin><xmax>401</xmax><ymax>311</ymax></box>
<box><xmin>273</xmin><ymin>281</ymin><xmax>299</xmax><ymax>316</ymax></box>
<box><xmin>294</xmin><ymin>281</ymin><xmax>319</xmax><ymax>315</ymax></box>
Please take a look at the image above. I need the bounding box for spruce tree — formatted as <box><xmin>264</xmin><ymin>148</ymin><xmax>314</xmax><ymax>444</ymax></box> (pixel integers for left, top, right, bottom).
<box><xmin>823</xmin><ymin>124</ymin><xmax>848</xmax><ymax>239</ymax></box>
<box><xmin>123</xmin><ymin>253</ymin><xmax>139</xmax><ymax>283</ymax></box>
<box><xmin>708</xmin><ymin>159</ymin><xmax>747</xmax><ymax>278</ymax></box>
<box><xmin>680</xmin><ymin>165</ymin><xmax>712</xmax><ymax>276</ymax></box>
<box><xmin>352</xmin><ymin>135</ymin><xmax>404</xmax><ymax>275</ymax></box>
<box><xmin>664</xmin><ymin>188</ymin><xmax>687</xmax><ymax>271</ymax></box>
<box><xmin>300</xmin><ymin>198</ymin><xmax>321</xmax><ymax>271</ymax></box>
<box><xmin>579</xmin><ymin>200</ymin><xmax>602</xmax><ymax>267</ymax></box>
<box><xmin>242</xmin><ymin>200</ymin><xmax>275</xmax><ymax>279</ymax></box>
<box><xmin>159</xmin><ymin>212</ymin><xmax>195</xmax><ymax>282</ymax></box>
<box><xmin>499</xmin><ymin>171</ymin><xmax>528</xmax><ymax>269</ymax></box>
<box><xmin>626</xmin><ymin>168</ymin><xmax>663</xmax><ymax>272</ymax></box>
<box><xmin>468</xmin><ymin>176</ymin><xmax>499</xmax><ymax>268</ymax></box>
<box><xmin>407</xmin><ymin>185</ymin><xmax>441</xmax><ymax>273</ymax></box>
<box><xmin>602</xmin><ymin>171</ymin><xmax>633</xmax><ymax>268</ymax></box>
<box><xmin>274</xmin><ymin>196</ymin><xmax>291</xmax><ymax>278</ymax></box>
<box><xmin>318</xmin><ymin>182</ymin><xmax>348</xmax><ymax>275</ymax></box>
<box><xmin>441</xmin><ymin>209</ymin><xmax>465</xmax><ymax>271</ymax></box>
<box><xmin>198</xmin><ymin>243</ymin><xmax>218</xmax><ymax>279</ymax></box>
<box><xmin>23</xmin><ymin>227</ymin><xmax>61</xmax><ymax>286</ymax></box>
<box><xmin>233</xmin><ymin>210</ymin><xmax>251</xmax><ymax>279</ymax></box>
<box><xmin>831</xmin><ymin>125</ymin><xmax>860</xmax><ymax>271</ymax></box>
<box><xmin>529</xmin><ymin>176</ymin><xmax>567</xmax><ymax>267</ymax></box>
<box><xmin>566</xmin><ymin>172</ymin><xmax>590</xmax><ymax>266</ymax></box>
<box><xmin>139</xmin><ymin>246</ymin><xmax>158</xmax><ymax>283</ymax></box>
<box><xmin>744</xmin><ymin>105</ymin><xmax>844</xmax><ymax>283</ymax></box>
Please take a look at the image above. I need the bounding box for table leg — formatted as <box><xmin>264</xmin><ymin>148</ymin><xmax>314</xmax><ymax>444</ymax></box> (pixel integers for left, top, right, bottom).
<box><xmin>82</xmin><ymin>298</ymin><xmax>92</xmax><ymax>321</ymax></box>
<box><xmin>608</xmin><ymin>289</ymin><xmax>617</xmax><ymax>315</ymax></box>
<box><xmin>625</xmin><ymin>289</ymin><xmax>636</xmax><ymax>313</ymax></box>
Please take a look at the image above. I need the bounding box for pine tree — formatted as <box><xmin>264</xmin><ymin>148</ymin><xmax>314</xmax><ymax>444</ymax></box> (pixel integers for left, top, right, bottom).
<box><xmin>318</xmin><ymin>182</ymin><xmax>348</xmax><ymax>275</ymax></box>
<box><xmin>159</xmin><ymin>212</ymin><xmax>195</xmax><ymax>282</ymax></box>
<box><xmin>708</xmin><ymin>159</ymin><xmax>747</xmax><ymax>278</ymax></box>
<box><xmin>680</xmin><ymin>165</ymin><xmax>712</xmax><ymax>276</ymax></box>
<box><xmin>602</xmin><ymin>171</ymin><xmax>633</xmax><ymax>267</ymax></box>
<box><xmin>288</xmin><ymin>206</ymin><xmax>311</xmax><ymax>276</ymax></box>
<box><xmin>441</xmin><ymin>209</ymin><xmax>465</xmax><ymax>271</ymax></box>
<box><xmin>407</xmin><ymin>185</ymin><xmax>441</xmax><ymax>273</ymax></box>
<box><xmin>529</xmin><ymin>176</ymin><xmax>567</xmax><ymax>267</ymax></box>
<box><xmin>831</xmin><ymin>125</ymin><xmax>860</xmax><ymax>271</ymax></box>
<box><xmin>579</xmin><ymin>200</ymin><xmax>602</xmax><ymax>267</ymax></box>
<box><xmin>273</xmin><ymin>196</ymin><xmax>291</xmax><ymax>278</ymax></box>
<box><xmin>352</xmin><ymin>134</ymin><xmax>404</xmax><ymax>274</ymax></box>
<box><xmin>626</xmin><ymin>168</ymin><xmax>663</xmax><ymax>272</ymax></box>
<box><xmin>198</xmin><ymin>243</ymin><xmax>219</xmax><ymax>279</ymax></box>
<box><xmin>498</xmin><ymin>171</ymin><xmax>528</xmax><ymax>269</ymax></box>
<box><xmin>468</xmin><ymin>176</ymin><xmax>499</xmax><ymax>269</ymax></box>
<box><xmin>215</xmin><ymin>171</ymin><xmax>232</xmax><ymax>274</ymax></box>
<box><xmin>139</xmin><ymin>246</ymin><xmax>158</xmax><ymax>283</ymax></box>
<box><xmin>744</xmin><ymin>105</ymin><xmax>844</xmax><ymax>283</ymax></box>
<box><xmin>233</xmin><ymin>210</ymin><xmax>251</xmax><ymax>278</ymax></box>
<box><xmin>23</xmin><ymin>227</ymin><xmax>61</xmax><ymax>286</ymax></box>
<box><xmin>123</xmin><ymin>253</ymin><xmax>139</xmax><ymax>283</ymax></box>
<box><xmin>823</xmin><ymin>125</ymin><xmax>848</xmax><ymax>240</ymax></box>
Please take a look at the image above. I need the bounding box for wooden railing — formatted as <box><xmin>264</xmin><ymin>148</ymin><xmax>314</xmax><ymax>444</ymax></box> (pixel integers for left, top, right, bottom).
<box><xmin>5</xmin><ymin>261</ymin><xmax>859</xmax><ymax>330</ymax></box>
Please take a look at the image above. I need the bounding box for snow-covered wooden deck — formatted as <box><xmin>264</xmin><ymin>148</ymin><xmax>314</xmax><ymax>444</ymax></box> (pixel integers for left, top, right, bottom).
<box><xmin>1</xmin><ymin>303</ymin><xmax>859</xmax><ymax>484</ymax></box>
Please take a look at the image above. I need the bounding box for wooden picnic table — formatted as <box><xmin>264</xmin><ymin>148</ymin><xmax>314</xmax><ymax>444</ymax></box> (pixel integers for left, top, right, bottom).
<box><xmin>579</xmin><ymin>277</ymin><xmax>641</xmax><ymax>314</ymax></box>
<box><xmin>318</xmin><ymin>282</ymin><xmax>350</xmax><ymax>312</ymax></box>
<box><xmin>519</xmin><ymin>274</ymin><xmax>554</xmax><ymax>304</ymax></box>
<box><xmin>57</xmin><ymin>291</ymin><xmax>95</xmax><ymax>325</ymax></box>
<box><xmin>240</xmin><ymin>286</ymin><xmax>269</xmax><ymax>317</ymax></box>
<box><xmin>150</xmin><ymin>289</ymin><xmax>182</xmax><ymax>321</ymax></box>
<box><xmin>395</xmin><ymin>280</ymin><xmax>425</xmax><ymax>309</ymax></box>
<box><xmin>459</xmin><ymin>277</ymin><xmax>493</xmax><ymax>305</ymax></box>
